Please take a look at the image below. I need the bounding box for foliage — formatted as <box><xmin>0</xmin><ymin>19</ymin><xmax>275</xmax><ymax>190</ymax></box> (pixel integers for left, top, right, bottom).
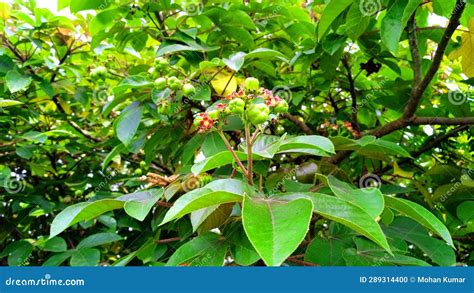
<box><xmin>0</xmin><ymin>0</ymin><xmax>473</xmax><ymax>267</ymax></box>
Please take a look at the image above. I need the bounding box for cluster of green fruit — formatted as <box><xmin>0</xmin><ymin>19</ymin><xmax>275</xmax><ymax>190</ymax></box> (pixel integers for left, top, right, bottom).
<box><xmin>133</xmin><ymin>160</ymin><xmax>148</xmax><ymax>176</ymax></box>
<box><xmin>193</xmin><ymin>77</ymin><xmax>289</xmax><ymax>132</ymax></box>
<box><xmin>153</xmin><ymin>57</ymin><xmax>197</xmax><ymax>115</ymax></box>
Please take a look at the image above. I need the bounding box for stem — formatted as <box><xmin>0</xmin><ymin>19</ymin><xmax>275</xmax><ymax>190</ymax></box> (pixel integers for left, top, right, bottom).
<box><xmin>217</xmin><ymin>130</ymin><xmax>249</xmax><ymax>178</ymax></box>
<box><xmin>245</xmin><ymin>124</ymin><xmax>254</xmax><ymax>186</ymax></box>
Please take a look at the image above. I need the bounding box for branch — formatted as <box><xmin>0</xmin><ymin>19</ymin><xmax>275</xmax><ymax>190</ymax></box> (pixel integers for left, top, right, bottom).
<box><xmin>403</xmin><ymin>0</ymin><xmax>466</xmax><ymax>119</ymax></box>
<box><xmin>408</xmin><ymin>13</ymin><xmax>422</xmax><ymax>86</ymax></box>
<box><xmin>412</xmin><ymin>117</ymin><xmax>474</xmax><ymax>125</ymax></box>
<box><xmin>342</xmin><ymin>56</ymin><xmax>360</xmax><ymax>132</ymax></box>
<box><xmin>217</xmin><ymin>130</ymin><xmax>249</xmax><ymax>176</ymax></box>
<box><xmin>410</xmin><ymin>125</ymin><xmax>469</xmax><ymax>158</ymax></box>
<box><xmin>282</xmin><ymin>113</ymin><xmax>313</xmax><ymax>135</ymax></box>
<box><xmin>155</xmin><ymin>237</ymin><xmax>180</xmax><ymax>244</ymax></box>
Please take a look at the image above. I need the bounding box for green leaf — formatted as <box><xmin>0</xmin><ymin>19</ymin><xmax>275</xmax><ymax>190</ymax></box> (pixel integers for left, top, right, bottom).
<box><xmin>327</xmin><ymin>175</ymin><xmax>384</xmax><ymax>219</ymax></box>
<box><xmin>113</xmin><ymin>76</ymin><xmax>152</xmax><ymax>94</ymax></box>
<box><xmin>317</xmin><ymin>0</ymin><xmax>353</xmax><ymax>40</ymax></box>
<box><xmin>118</xmin><ymin>189</ymin><xmax>163</xmax><ymax>221</ymax></box>
<box><xmin>381</xmin><ymin>0</ymin><xmax>422</xmax><ymax>53</ymax></box>
<box><xmin>156</xmin><ymin>42</ymin><xmax>219</xmax><ymax>56</ymax></box>
<box><xmin>331</xmin><ymin>136</ymin><xmax>410</xmax><ymax>159</ymax></box>
<box><xmin>384</xmin><ymin>196</ymin><xmax>454</xmax><ymax>246</ymax></box>
<box><xmin>305</xmin><ymin>235</ymin><xmax>351</xmax><ymax>266</ymax></box>
<box><xmin>223</xmin><ymin>52</ymin><xmax>246</xmax><ymax>71</ymax></box>
<box><xmin>42</xmin><ymin>237</ymin><xmax>67</xmax><ymax>252</ymax></box>
<box><xmin>70</xmin><ymin>0</ymin><xmax>106</xmax><ymax>13</ymax></box>
<box><xmin>166</xmin><ymin>233</ymin><xmax>227</xmax><ymax>266</ymax></box>
<box><xmin>5</xmin><ymin>70</ymin><xmax>32</xmax><ymax>93</ymax></box>
<box><xmin>42</xmin><ymin>252</ymin><xmax>73</xmax><ymax>266</ymax></box>
<box><xmin>277</xmin><ymin>135</ymin><xmax>335</xmax><ymax>156</ymax></box>
<box><xmin>77</xmin><ymin>232</ymin><xmax>123</xmax><ymax>249</ymax></box>
<box><xmin>345</xmin><ymin>2</ymin><xmax>370</xmax><ymax>40</ymax></box>
<box><xmin>160</xmin><ymin>179</ymin><xmax>249</xmax><ymax>225</ymax></box>
<box><xmin>0</xmin><ymin>99</ymin><xmax>24</xmax><ymax>107</ymax></box>
<box><xmin>384</xmin><ymin>217</ymin><xmax>455</xmax><ymax>266</ymax></box>
<box><xmin>457</xmin><ymin>201</ymin><xmax>474</xmax><ymax>224</ymax></box>
<box><xmin>191</xmin><ymin>150</ymin><xmax>262</xmax><ymax>175</ymax></box>
<box><xmin>245</xmin><ymin>48</ymin><xmax>288</xmax><ymax>63</ymax></box>
<box><xmin>114</xmin><ymin>102</ymin><xmax>144</xmax><ymax>146</ymax></box>
<box><xmin>90</xmin><ymin>8</ymin><xmax>122</xmax><ymax>36</ymax></box>
<box><xmin>1</xmin><ymin>240</ymin><xmax>33</xmax><ymax>266</ymax></box>
<box><xmin>70</xmin><ymin>248</ymin><xmax>100</xmax><ymax>266</ymax></box>
<box><xmin>279</xmin><ymin>193</ymin><xmax>392</xmax><ymax>253</ymax></box>
<box><xmin>50</xmin><ymin>199</ymin><xmax>124</xmax><ymax>238</ymax></box>
<box><xmin>242</xmin><ymin>196</ymin><xmax>313</xmax><ymax>266</ymax></box>
<box><xmin>50</xmin><ymin>189</ymin><xmax>162</xmax><ymax>237</ymax></box>
<box><xmin>227</xmin><ymin>224</ymin><xmax>261</xmax><ymax>266</ymax></box>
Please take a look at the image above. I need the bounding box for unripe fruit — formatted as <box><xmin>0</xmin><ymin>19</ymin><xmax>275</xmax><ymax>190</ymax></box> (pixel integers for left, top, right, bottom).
<box><xmin>74</xmin><ymin>190</ymin><xmax>82</xmax><ymax>196</ymax></box>
<box><xmin>154</xmin><ymin>77</ymin><xmax>167</xmax><ymax>90</ymax></box>
<box><xmin>182</xmin><ymin>83</ymin><xmax>196</xmax><ymax>96</ymax></box>
<box><xmin>91</xmin><ymin>66</ymin><xmax>107</xmax><ymax>78</ymax></box>
<box><xmin>134</xmin><ymin>168</ymin><xmax>143</xmax><ymax>176</ymax></box>
<box><xmin>274</xmin><ymin>100</ymin><xmax>289</xmax><ymax>113</ymax></box>
<box><xmin>139</xmin><ymin>160</ymin><xmax>147</xmax><ymax>168</ymax></box>
<box><xmin>228</xmin><ymin>98</ymin><xmax>245</xmax><ymax>114</ymax></box>
<box><xmin>157</xmin><ymin>100</ymin><xmax>171</xmax><ymax>115</ymax></box>
<box><xmin>247</xmin><ymin>103</ymin><xmax>270</xmax><ymax>125</ymax></box>
<box><xmin>244</xmin><ymin>77</ymin><xmax>259</xmax><ymax>92</ymax></box>
<box><xmin>193</xmin><ymin>115</ymin><xmax>203</xmax><ymax>127</ymax></box>
<box><xmin>208</xmin><ymin>110</ymin><xmax>219</xmax><ymax>120</ymax></box>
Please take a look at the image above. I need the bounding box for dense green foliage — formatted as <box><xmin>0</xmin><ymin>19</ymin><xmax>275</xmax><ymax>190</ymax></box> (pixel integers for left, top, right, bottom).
<box><xmin>0</xmin><ymin>0</ymin><xmax>473</xmax><ymax>267</ymax></box>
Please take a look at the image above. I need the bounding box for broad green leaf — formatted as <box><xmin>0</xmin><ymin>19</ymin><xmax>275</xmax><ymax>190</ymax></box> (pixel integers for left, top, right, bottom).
<box><xmin>227</xmin><ymin>224</ymin><xmax>261</xmax><ymax>266</ymax></box>
<box><xmin>242</xmin><ymin>196</ymin><xmax>313</xmax><ymax>266</ymax></box>
<box><xmin>381</xmin><ymin>0</ymin><xmax>422</xmax><ymax>53</ymax></box>
<box><xmin>42</xmin><ymin>252</ymin><xmax>73</xmax><ymax>266</ymax></box>
<box><xmin>70</xmin><ymin>0</ymin><xmax>106</xmax><ymax>13</ymax></box>
<box><xmin>42</xmin><ymin>237</ymin><xmax>67</xmax><ymax>252</ymax></box>
<box><xmin>305</xmin><ymin>235</ymin><xmax>352</xmax><ymax>266</ymax></box>
<box><xmin>166</xmin><ymin>233</ymin><xmax>227</xmax><ymax>266</ymax></box>
<box><xmin>279</xmin><ymin>193</ymin><xmax>392</xmax><ymax>253</ymax></box>
<box><xmin>384</xmin><ymin>196</ymin><xmax>453</xmax><ymax>246</ymax></box>
<box><xmin>191</xmin><ymin>150</ymin><xmax>263</xmax><ymax>175</ymax></box>
<box><xmin>223</xmin><ymin>52</ymin><xmax>246</xmax><ymax>71</ymax></box>
<box><xmin>5</xmin><ymin>70</ymin><xmax>32</xmax><ymax>93</ymax></box>
<box><xmin>457</xmin><ymin>201</ymin><xmax>474</xmax><ymax>224</ymax></box>
<box><xmin>245</xmin><ymin>134</ymin><xmax>287</xmax><ymax>158</ymax></box>
<box><xmin>113</xmin><ymin>76</ymin><xmax>152</xmax><ymax>94</ymax></box>
<box><xmin>1</xmin><ymin>240</ymin><xmax>33</xmax><ymax>266</ymax></box>
<box><xmin>160</xmin><ymin>179</ymin><xmax>249</xmax><ymax>225</ymax></box>
<box><xmin>384</xmin><ymin>217</ymin><xmax>455</xmax><ymax>266</ymax></box>
<box><xmin>245</xmin><ymin>48</ymin><xmax>288</xmax><ymax>63</ymax></box>
<box><xmin>77</xmin><ymin>232</ymin><xmax>123</xmax><ymax>249</ymax></box>
<box><xmin>331</xmin><ymin>136</ymin><xmax>410</xmax><ymax>159</ymax></box>
<box><xmin>90</xmin><ymin>8</ymin><xmax>122</xmax><ymax>36</ymax></box>
<box><xmin>50</xmin><ymin>189</ymin><xmax>162</xmax><ymax>237</ymax></box>
<box><xmin>327</xmin><ymin>175</ymin><xmax>384</xmax><ymax>219</ymax></box>
<box><xmin>118</xmin><ymin>189</ymin><xmax>163</xmax><ymax>221</ymax></box>
<box><xmin>156</xmin><ymin>42</ymin><xmax>219</xmax><ymax>56</ymax></box>
<box><xmin>114</xmin><ymin>102</ymin><xmax>144</xmax><ymax>146</ymax></box>
<box><xmin>277</xmin><ymin>135</ymin><xmax>335</xmax><ymax>156</ymax></box>
<box><xmin>449</xmin><ymin>19</ymin><xmax>474</xmax><ymax>77</ymax></box>
<box><xmin>50</xmin><ymin>199</ymin><xmax>124</xmax><ymax>238</ymax></box>
<box><xmin>345</xmin><ymin>2</ymin><xmax>370</xmax><ymax>40</ymax></box>
<box><xmin>317</xmin><ymin>0</ymin><xmax>353</xmax><ymax>40</ymax></box>
<box><xmin>70</xmin><ymin>248</ymin><xmax>100</xmax><ymax>266</ymax></box>
<box><xmin>0</xmin><ymin>99</ymin><xmax>24</xmax><ymax>107</ymax></box>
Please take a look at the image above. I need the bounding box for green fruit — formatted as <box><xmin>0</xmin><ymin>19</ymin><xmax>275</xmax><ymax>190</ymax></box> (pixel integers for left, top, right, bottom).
<box><xmin>182</xmin><ymin>83</ymin><xmax>196</xmax><ymax>96</ymax></box>
<box><xmin>229</xmin><ymin>98</ymin><xmax>245</xmax><ymax>114</ymax></box>
<box><xmin>193</xmin><ymin>115</ymin><xmax>203</xmax><ymax>127</ymax></box>
<box><xmin>134</xmin><ymin>168</ymin><xmax>143</xmax><ymax>176</ymax></box>
<box><xmin>168</xmin><ymin>76</ymin><xmax>180</xmax><ymax>84</ymax></box>
<box><xmin>91</xmin><ymin>66</ymin><xmax>107</xmax><ymax>78</ymax></box>
<box><xmin>154</xmin><ymin>77</ymin><xmax>167</xmax><ymax>90</ymax></box>
<box><xmin>244</xmin><ymin>77</ymin><xmax>259</xmax><ymax>92</ymax></box>
<box><xmin>157</xmin><ymin>101</ymin><xmax>171</xmax><ymax>115</ymax></box>
<box><xmin>139</xmin><ymin>160</ymin><xmax>147</xmax><ymax>168</ymax></box>
<box><xmin>247</xmin><ymin>103</ymin><xmax>270</xmax><ymax>125</ymax></box>
<box><xmin>208</xmin><ymin>110</ymin><xmax>219</xmax><ymax>120</ymax></box>
<box><xmin>74</xmin><ymin>190</ymin><xmax>82</xmax><ymax>196</ymax></box>
<box><xmin>274</xmin><ymin>100</ymin><xmax>289</xmax><ymax>113</ymax></box>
